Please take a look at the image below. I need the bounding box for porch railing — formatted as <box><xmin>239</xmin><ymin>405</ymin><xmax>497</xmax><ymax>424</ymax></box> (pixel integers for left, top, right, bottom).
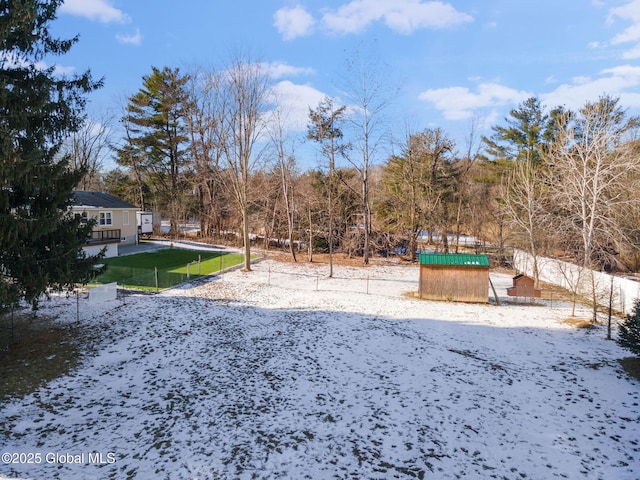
<box><xmin>87</xmin><ymin>229</ymin><xmax>121</xmax><ymax>245</ymax></box>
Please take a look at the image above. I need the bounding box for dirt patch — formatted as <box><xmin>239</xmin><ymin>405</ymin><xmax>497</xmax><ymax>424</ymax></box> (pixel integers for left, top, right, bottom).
<box><xmin>562</xmin><ymin>317</ymin><xmax>596</xmax><ymax>329</ymax></box>
<box><xmin>618</xmin><ymin>357</ymin><xmax>640</xmax><ymax>382</ymax></box>
<box><xmin>0</xmin><ymin>313</ymin><xmax>82</xmax><ymax>403</ymax></box>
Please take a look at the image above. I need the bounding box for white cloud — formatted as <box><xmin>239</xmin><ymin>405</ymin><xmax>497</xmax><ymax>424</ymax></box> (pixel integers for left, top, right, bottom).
<box><xmin>321</xmin><ymin>0</ymin><xmax>473</xmax><ymax>35</ymax></box>
<box><xmin>541</xmin><ymin>65</ymin><xmax>640</xmax><ymax>110</ymax></box>
<box><xmin>621</xmin><ymin>43</ymin><xmax>640</xmax><ymax>59</ymax></box>
<box><xmin>418</xmin><ymin>83</ymin><xmax>531</xmax><ymax>120</ymax></box>
<box><xmin>116</xmin><ymin>29</ymin><xmax>142</xmax><ymax>46</ymax></box>
<box><xmin>270</xmin><ymin>81</ymin><xmax>329</xmax><ymax>131</ymax></box>
<box><xmin>607</xmin><ymin>0</ymin><xmax>640</xmax><ymax>59</ymax></box>
<box><xmin>274</xmin><ymin>5</ymin><xmax>316</xmax><ymax>40</ymax></box>
<box><xmin>60</xmin><ymin>0</ymin><xmax>130</xmax><ymax>24</ymax></box>
<box><xmin>263</xmin><ymin>62</ymin><xmax>315</xmax><ymax>79</ymax></box>
<box><xmin>420</xmin><ymin>65</ymin><xmax>640</xmax><ymax>122</ymax></box>
<box><xmin>53</xmin><ymin>64</ymin><xmax>77</xmax><ymax>76</ymax></box>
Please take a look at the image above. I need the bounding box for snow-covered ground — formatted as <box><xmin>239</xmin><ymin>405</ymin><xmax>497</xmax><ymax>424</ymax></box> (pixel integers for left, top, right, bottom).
<box><xmin>1</xmin><ymin>259</ymin><xmax>638</xmax><ymax>480</ymax></box>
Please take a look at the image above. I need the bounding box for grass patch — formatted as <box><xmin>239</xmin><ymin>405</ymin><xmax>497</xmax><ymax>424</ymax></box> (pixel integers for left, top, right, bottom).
<box><xmin>0</xmin><ymin>312</ymin><xmax>81</xmax><ymax>404</ymax></box>
<box><xmin>95</xmin><ymin>249</ymin><xmax>246</xmax><ymax>290</ymax></box>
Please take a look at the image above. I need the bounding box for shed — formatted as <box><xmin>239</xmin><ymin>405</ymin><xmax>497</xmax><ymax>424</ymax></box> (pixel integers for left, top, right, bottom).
<box><xmin>419</xmin><ymin>253</ymin><xmax>490</xmax><ymax>303</ymax></box>
<box><xmin>507</xmin><ymin>274</ymin><xmax>541</xmax><ymax>300</ymax></box>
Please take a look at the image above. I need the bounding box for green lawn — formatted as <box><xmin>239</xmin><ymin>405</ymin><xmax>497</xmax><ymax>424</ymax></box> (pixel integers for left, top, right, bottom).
<box><xmin>95</xmin><ymin>248</ymin><xmax>246</xmax><ymax>290</ymax></box>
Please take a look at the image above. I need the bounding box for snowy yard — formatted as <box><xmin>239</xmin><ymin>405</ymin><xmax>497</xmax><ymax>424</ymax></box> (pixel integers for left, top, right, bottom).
<box><xmin>1</xmin><ymin>259</ymin><xmax>638</xmax><ymax>480</ymax></box>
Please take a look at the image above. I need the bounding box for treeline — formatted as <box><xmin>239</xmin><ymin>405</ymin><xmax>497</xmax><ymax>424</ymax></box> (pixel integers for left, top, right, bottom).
<box><xmin>70</xmin><ymin>60</ymin><xmax>640</xmax><ymax>273</ymax></box>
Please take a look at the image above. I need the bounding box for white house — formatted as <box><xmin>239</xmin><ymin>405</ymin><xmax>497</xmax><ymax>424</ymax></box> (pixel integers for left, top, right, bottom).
<box><xmin>71</xmin><ymin>191</ymin><xmax>140</xmax><ymax>258</ymax></box>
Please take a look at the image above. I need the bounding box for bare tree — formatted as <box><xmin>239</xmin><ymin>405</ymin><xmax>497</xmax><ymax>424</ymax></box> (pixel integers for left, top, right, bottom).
<box><xmin>297</xmin><ymin>173</ymin><xmax>322</xmax><ymax>262</ymax></box>
<box><xmin>268</xmin><ymin>107</ymin><xmax>299</xmax><ymax>262</ymax></box>
<box><xmin>502</xmin><ymin>160</ymin><xmax>548</xmax><ymax>286</ymax></box>
<box><xmin>185</xmin><ymin>67</ymin><xmax>229</xmax><ymax>239</ymax></box>
<box><xmin>63</xmin><ymin>117</ymin><xmax>112</xmax><ymax>190</ymax></box>
<box><xmin>219</xmin><ymin>51</ymin><xmax>272</xmax><ymax>271</ymax></box>
<box><xmin>452</xmin><ymin>116</ymin><xmax>484</xmax><ymax>253</ymax></box>
<box><xmin>341</xmin><ymin>42</ymin><xmax>396</xmax><ymax>264</ymax></box>
<box><xmin>547</xmin><ymin>95</ymin><xmax>640</xmax><ymax>322</ymax></box>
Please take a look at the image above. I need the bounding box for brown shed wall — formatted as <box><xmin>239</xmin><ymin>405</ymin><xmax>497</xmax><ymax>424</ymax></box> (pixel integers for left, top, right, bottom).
<box><xmin>419</xmin><ymin>265</ymin><xmax>489</xmax><ymax>303</ymax></box>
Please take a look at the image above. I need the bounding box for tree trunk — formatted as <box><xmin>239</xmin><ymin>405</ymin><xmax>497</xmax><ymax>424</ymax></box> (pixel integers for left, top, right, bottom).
<box><xmin>307</xmin><ymin>203</ymin><xmax>313</xmax><ymax>263</ymax></box>
<box><xmin>328</xmin><ymin>176</ymin><xmax>334</xmax><ymax>278</ymax></box>
<box><xmin>242</xmin><ymin>204</ymin><xmax>251</xmax><ymax>271</ymax></box>
<box><xmin>362</xmin><ymin>164</ymin><xmax>370</xmax><ymax>265</ymax></box>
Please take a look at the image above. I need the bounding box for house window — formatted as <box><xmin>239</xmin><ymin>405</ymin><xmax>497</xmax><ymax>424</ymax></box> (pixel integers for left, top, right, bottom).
<box><xmin>123</xmin><ymin>211</ymin><xmax>130</xmax><ymax>226</ymax></box>
<box><xmin>99</xmin><ymin>211</ymin><xmax>112</xmax><ymax>226</ymax></box>
<box><xmin>75</xmin><ymin>211</ymin><xmax>89</xmax><ymax>224</ymax></box>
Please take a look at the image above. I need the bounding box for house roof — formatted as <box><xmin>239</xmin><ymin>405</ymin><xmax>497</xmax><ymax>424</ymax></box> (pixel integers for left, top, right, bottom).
<box><xmin>419</xmin><ymin>253</ymin><xmax>490</xmax><ymax>267</ymax></box>
<box><xmin>72</xmin><ymin>191</ymin><xmax>138</xmax><ymax>209</ymax></box>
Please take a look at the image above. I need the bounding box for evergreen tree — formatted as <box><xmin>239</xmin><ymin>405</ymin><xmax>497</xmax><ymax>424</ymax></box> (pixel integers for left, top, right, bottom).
<box><xmin>618</xmin><ymin>300</ymin><xmax>640</xmax><ymax>357</ymax></box>
<box><xmin>482</xmin><ymin>97</ymin><xmax>552</xmax><ymax>165</ymax></box>
<box><xmin>308</xmin><ymin>97</ymin><xmax>348</xmax><ymax>277</ymax></box>
<box><xmin>118</xmin><ymin>66</ymin><xmax>190</xmax><ymax>237</ymax></box>
<box><xmin>0</xmin><ymin>0</ymin><xmax>102</xmax><ymax>311</ymax></box>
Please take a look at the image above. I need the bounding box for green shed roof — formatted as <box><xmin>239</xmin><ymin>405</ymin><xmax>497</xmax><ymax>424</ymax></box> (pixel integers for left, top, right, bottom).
<box><xmin>419</xmin><ymin>253</ymin><xmax>489</xmax><ymax>267</ymax></box>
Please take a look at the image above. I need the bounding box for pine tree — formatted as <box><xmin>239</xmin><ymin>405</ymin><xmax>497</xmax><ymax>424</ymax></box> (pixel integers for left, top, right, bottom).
<box><xmin>482</xmin><ymin>97</ymin><xmax>557</xmax><ymax>165</ymax></box>
<box><xmin>308</xmin><ymin>97</ymin><xmax>348</xmax><ymax>277</ymax></box>
<box><xmin>118</xmin><ymin>66</ymin><xmax>190</xmax><ymax>237</ymax></box>
<box><xmin>0</xmin><ymin>0</ymin><xmax>103</xmax><ymax>311</ymax></box>
<box><xmin>618</xmin><ymin>300</ymin><xmax>640</xmax><ymax>357</ymax></box>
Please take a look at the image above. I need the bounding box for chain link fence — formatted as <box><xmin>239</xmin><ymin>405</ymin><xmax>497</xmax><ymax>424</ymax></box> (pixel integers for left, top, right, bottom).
<box><xmin>95</xmin><ymin>255</ymin><xmax>236</xmax><ymax>292</ymax></box>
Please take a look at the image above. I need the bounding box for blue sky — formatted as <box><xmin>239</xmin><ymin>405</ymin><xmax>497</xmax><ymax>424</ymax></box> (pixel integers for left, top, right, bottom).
<box><xmin>50</xmin><ymin>0</ymin><xmax>640</xmax><ymax>165</ymax></box>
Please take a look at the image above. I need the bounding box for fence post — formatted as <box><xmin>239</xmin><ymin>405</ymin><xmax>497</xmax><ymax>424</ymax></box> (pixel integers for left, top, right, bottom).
<box><xmin>366</xmin><ymin>275</ymin><xmax>370</xmax><ymax>295</ymax></box>
<box><xmin>198</xmin><ymin>255</ymin><xmax>201</xmax><ymax>276</ymax></box>
<box><xmin>316</xmin><ymin>274</ymin><xmax>319</xmax><ymax>291</ymax></box>
<box><xmin>10</xmin><ymin>304</ymin><xmax>15</xmax><ymax>342</ymax></box>
<box><xmin>187</xmin><ymin>262</ymin><xmax>190</xmax><ymax>279</ymax></box>
<box><xmin>155</xmin><ymin>267</ymin><xmax>158</xmax><ymax>293</ymax></box>
<box><xmin>268</xmin><ymin>264</ymin><xmax>271</xmax><ymax>286</ymax></box>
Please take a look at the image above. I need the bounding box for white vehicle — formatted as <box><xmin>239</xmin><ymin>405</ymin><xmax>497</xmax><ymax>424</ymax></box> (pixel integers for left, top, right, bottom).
<box><xmin>136</xmin><ymin>211</ymin><xmax>154</xmax><ymax>237</ymax></box>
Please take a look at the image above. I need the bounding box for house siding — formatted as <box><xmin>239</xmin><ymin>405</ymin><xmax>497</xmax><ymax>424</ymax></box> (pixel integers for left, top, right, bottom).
<box><xmin>72</xmin><ymin>207</ymin><xmax>139</xmax><ymax>246</ymax></box>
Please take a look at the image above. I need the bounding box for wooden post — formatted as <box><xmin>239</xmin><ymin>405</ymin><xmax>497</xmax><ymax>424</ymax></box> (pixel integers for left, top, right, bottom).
<box><xmin>489</xmin><ymin>276</ymin><xmax>500</xmax><ymax>306</ymax></box>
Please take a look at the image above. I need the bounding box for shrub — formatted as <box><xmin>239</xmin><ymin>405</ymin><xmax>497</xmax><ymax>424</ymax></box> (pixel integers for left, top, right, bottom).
<box><xmin>618</xmin><ymin>299</ymin><xmax>640</xmax><ymax>357</ymax></box>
